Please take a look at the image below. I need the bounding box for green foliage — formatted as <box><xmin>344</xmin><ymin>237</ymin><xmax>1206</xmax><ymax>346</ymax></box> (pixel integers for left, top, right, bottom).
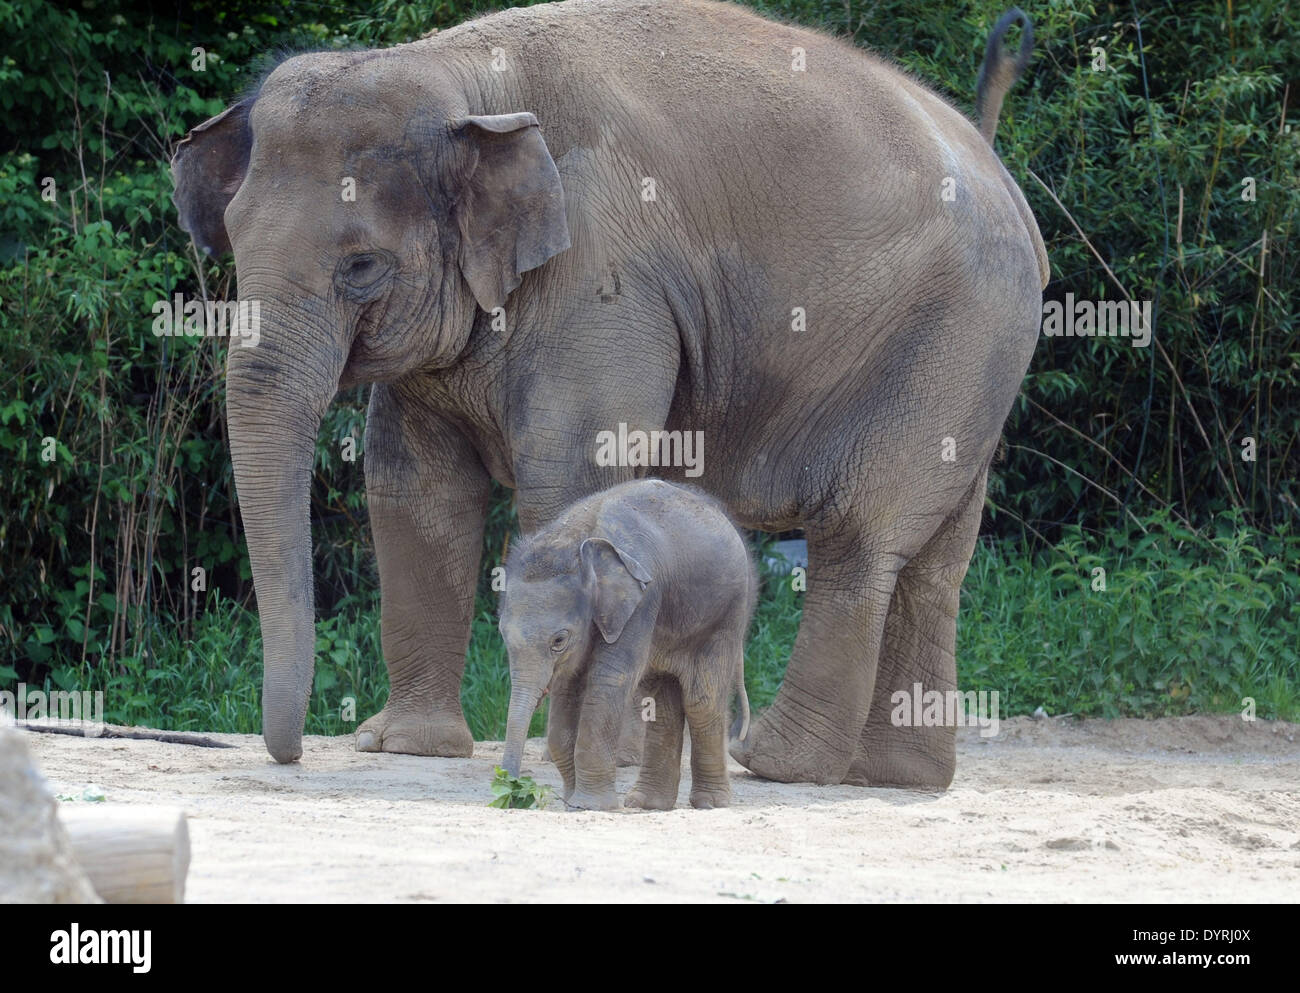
<box><xmin>741</xmin><ymin>539</ymin><xmax>805</xmax><ymax>711</ymax></box>
<box><xmin>488</xmin><ymin>765</ymin><xmax>553</xmax><ymax>809</ymax></box>
<box><xmin>341</xmin><ymin>0</ymin><xmax>555</xmax><ymax>46</ymax></box>
<box><xmin>959</xmin><ymin>511</ymin><xmax>1300</xmax><ymax>719</ymax></box>
<box><xmin>0</xmin><ymin>0</ymin><xmax>376</xmax><ymax>681</ymax></box>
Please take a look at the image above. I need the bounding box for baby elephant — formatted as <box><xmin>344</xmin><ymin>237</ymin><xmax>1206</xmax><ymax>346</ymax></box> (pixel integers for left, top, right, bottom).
<box><xmin>499</xmin><ymin>479</ymin><xmax>755</xmax><ymax>811</ymax></box>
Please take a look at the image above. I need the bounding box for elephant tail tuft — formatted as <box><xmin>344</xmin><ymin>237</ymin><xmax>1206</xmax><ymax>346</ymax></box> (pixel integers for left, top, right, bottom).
<box><xmin>975</xmin><ymin>7</ymin><xmax>1033</xmax><ymax>145</ymax></box>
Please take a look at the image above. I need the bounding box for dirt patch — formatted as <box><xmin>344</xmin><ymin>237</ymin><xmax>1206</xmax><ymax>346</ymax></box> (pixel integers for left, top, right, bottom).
<box><xmin>22</xmin><ymin>715</ymin><xmax>1300</xmax><ymax>902</ymax></box>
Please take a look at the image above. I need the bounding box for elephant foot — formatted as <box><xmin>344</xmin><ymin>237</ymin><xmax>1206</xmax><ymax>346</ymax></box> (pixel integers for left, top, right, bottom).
<box><xmin>688</xmin><ymin>785</ymin><xmax>730</xmax><ymax>809</ymax></box>
<box><xmin>564</xmin><ymin>789</ymin><xmax>622</xmax><ymax>812</ymax></box>
<box><xmin>728</xmin><ymin>703</ymin><xmax>851</xmax><ymax>785</ymax></box>
<box><xmin>355</xmin><ymin>707</ymin><xmax>473</xmax><ymax>757</ymax></box>
<box><xmin>624</xmin><ymin>787</ymin><xmax>676</xmax><ymax>811</ymax></box>
<box><xmin>841</xmin><ymin>733</ymin><xmax>956</xmax><ymax>790</ymax></box>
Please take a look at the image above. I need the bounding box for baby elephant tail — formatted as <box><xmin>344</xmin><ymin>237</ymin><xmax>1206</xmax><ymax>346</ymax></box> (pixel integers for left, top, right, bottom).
<box><xmin>975</xmin><ymin>7</ymin><xmax>1033</xmax><ymax>144</ymax></box>
<box><xmin>730</xmin><ymin>675</ymin><xmax>751</xmax><ymax>742</ymax></box>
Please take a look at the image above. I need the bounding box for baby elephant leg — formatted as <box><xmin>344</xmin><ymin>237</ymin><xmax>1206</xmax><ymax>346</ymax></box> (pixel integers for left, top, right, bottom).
<box><xmin>615</xmin><ymin>690</ymin><xmax>648</xmax><ymax>767</ymax></box>
<box><xmin>625</xmin><ymin>675</ymin><xmax>684</xmax><ymax>810</ymax></box>
<box><xmin>683</xmin><ymin>641</ymin><xmax>738</xmax><ymax>809</ymax></box>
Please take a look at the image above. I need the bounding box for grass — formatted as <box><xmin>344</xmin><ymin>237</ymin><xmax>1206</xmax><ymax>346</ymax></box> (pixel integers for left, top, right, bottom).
<box><xmin>30</xmin><ymin>514</ymin><xmax>1298</xmax><ymax>736</ymax></box>
<box><xmin>958</xmin><ymin>513</ymin><xmax>1300</xmax><ymax>720</ymax></box>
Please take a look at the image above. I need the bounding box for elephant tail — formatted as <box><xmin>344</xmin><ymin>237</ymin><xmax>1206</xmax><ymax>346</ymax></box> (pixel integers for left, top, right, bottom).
<box><xmin>975</xmin><ymin>8</ymin><xmax>1033</xmax><ymax>145</ymax></box>
<box><xmin>730</xmin><ymin>671</ymin><xmax>750</xmax><ymax>742</ymax></box>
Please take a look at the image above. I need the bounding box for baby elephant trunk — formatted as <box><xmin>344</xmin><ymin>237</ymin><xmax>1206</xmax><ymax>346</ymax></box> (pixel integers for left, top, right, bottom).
<box><xmin>501</xmin><ymin>679</ymin><xmax>547</xmax><ymax>778</ymax></box>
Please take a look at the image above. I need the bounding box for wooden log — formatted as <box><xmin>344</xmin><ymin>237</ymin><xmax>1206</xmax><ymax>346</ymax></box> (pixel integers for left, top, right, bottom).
<box><xmin>19</xmin><ymin>722</ymin><xmax>235</xmax><ymax>748</ymax></box>
<box><xmin>59</xmin><ymin>806</ymin><xmax>191</xmax><ymax>904</ymax></box>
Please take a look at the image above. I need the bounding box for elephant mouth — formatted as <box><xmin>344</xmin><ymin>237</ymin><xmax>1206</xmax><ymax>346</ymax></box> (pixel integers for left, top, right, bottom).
<box><xmin>338</xmin><ymin>299</ymin><xmax>398</xmax><ymax>387</ymax></box>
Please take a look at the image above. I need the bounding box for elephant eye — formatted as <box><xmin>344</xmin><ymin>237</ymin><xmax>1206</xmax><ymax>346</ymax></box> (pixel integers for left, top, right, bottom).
<box><xmin>549</xmin><ymin>631</ymin><xmax>570</xmax><ymax>653</ymax></box>
<box><xmin>342</xmin><ymin>254</ymin><xmax>380</xmax><ymax>282</ymax></box>
<box><xmin>336</xmin><ymin>250</ymin><xmax>395</xmax><ymax>298</ymax></box>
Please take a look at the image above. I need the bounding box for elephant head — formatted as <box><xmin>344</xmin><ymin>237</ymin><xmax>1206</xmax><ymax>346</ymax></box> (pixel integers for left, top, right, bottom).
<box><xmin>499</xmin><ymin>536</ymin><xmax>652</xmax><ymax>777</ymax></box>
<box><xmin>170</xmin><ymin>52</ymin><xmax>570</xmax><ymax>761</ymax></box>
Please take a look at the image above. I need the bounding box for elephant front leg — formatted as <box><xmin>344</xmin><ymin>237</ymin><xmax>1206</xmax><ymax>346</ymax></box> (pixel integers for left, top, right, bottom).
<box><xmin>567</xmin><ymin>613</ymin><xmax>657</xmax><ymax>810</ymax></box>
<box><xmin>355</xmin><ymin>387</ymin><xmax>489</xmax><ymax>757</ymax></box>
<box><xmin>546</xmin><ymin>672</ymin><xmax>584</xmax><ymax>798</ymax></box>
<box><xmin>730</xmin><ymin>527</ymin><xmax>899</xmax><ymax>785</ymax></box>
<box><xmin>567</xmin><ymin>670</ymin><xmax>634</xmax><ymax>811</ymax></box>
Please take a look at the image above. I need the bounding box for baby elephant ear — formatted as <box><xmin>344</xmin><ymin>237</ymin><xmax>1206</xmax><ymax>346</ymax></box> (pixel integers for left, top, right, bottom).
<box><xmin>171</xmin><ymin>99</ymin><xmax>254</xmax><ymax>257</ymax></box>
<box><xmin>450</xmin><ymin>112</ymin><xmax>571</xmax><ymax>312</ymax></box>
<box><xmin>580</xmin><ymin>538</ymin><xmax>652</xmax><ymax>645</ymax></box>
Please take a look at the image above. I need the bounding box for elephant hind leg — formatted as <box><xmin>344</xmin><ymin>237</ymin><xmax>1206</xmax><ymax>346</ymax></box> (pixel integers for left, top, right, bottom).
<box><xmin>625</xmin><ymin>675</ymin><xmax>684</xmax><ymax>811</ymax></box>
<box><xmin>683</xmin><ymin>683</ymin><xmax>732</xmax><ymax>808</ymax></box>
<box><xmin>842</xmin><ymin>467</ymin><xmax>989</xmax><ymax>789</ymax></box>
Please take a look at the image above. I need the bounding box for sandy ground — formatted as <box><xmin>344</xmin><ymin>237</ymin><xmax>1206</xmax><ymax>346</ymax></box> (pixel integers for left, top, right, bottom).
<box><xmin>21</xmin><ymin>715</ymin><xmax>1300</xmax><ymax>903</ymax></box>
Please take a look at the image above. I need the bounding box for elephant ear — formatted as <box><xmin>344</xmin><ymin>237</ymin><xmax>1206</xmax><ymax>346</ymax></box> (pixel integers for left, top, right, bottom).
<box><xmin>580</xmin><ymin>537</ymin><xmax>652</xmax><ymax>645</ymax></box>
<box><xmin>171</xmin><ymin>99</ymin><xmax>254</xmax><ymax>257</ymax></box>
<box><xmin>450</xmin><ymin>112</ymin><xmax>571</xmax><ymax>312</ymax></box>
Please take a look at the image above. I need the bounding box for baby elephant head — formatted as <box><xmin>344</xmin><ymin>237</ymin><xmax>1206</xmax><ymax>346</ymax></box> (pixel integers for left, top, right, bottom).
<box><xmin>499</xmin><ymin>537</ymin><xmax>653</xmax><ymax>776</ymax></box>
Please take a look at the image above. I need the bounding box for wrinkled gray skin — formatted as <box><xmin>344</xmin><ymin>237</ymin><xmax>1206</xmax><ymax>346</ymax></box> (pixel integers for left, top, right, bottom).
<box><xmin>171</xmin><ymin>0</ymin><xmax>1047</xmax><ymax>786</ymax></box>
<box><xmin>500</xmin><ymin>479</ymin><xmax>754</xmax><ymax>811</ymax></box>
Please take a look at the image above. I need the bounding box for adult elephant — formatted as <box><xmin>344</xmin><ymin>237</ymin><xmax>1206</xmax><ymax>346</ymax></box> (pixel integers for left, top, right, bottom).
<box><xmin>172</xmin><ymin>0</ymin><xmax>1047</xmax><ymax>787</ymax></box>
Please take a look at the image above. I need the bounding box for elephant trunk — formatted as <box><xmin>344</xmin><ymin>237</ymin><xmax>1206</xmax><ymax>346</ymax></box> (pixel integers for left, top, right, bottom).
<box><xmin>225</xmin><ymin>296</ymin><xmax>344</xmax><ymax>763</ymax></box>
<box><xmin>501</xmin><ymin>677</ymin><xmax>547</xmax><ymax>778</ymax></box>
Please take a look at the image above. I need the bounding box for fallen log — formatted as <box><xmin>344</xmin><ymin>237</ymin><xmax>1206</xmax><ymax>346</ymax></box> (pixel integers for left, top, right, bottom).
<box><xmin>60</xmin><ymin>806</ymin><xmax>191</xmax><ymax>904</ymax></box>
<box><xmin>19</xmin><ymin>723</ymin><xmax>235</xmax><ymax>748</ymax></box>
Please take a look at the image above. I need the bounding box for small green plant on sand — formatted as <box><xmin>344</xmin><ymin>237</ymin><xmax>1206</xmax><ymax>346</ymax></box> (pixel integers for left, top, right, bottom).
<box><xmin>489</xmin><ymin>766</ymin><xmax>553</xmax><ymax>809</ymax></box>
